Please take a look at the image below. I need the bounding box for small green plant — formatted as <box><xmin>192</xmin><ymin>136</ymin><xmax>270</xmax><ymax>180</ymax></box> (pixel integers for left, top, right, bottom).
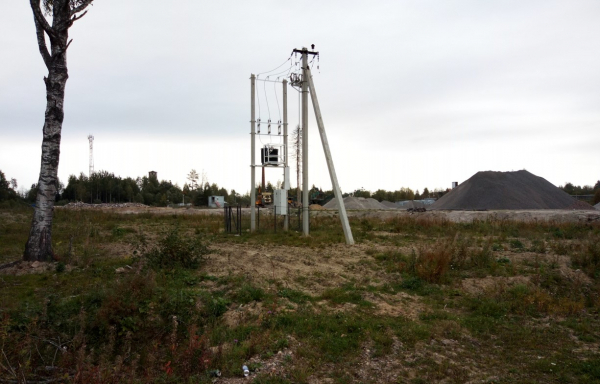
<box><xmin>470</xmin><ymin>241</ymin><xmax>492</xmax><ymax>268</ymax></box>
<box><xmin>112</xmin><ymin>225</ymin><xmax>125</xmax><ymax>238</ymax></box>
<box><xmin>530</xmin><ymin>239</ymin><xmax>546</xmax><ymax>254</ymax></box>
<box><xmin>233</xmin><ymin>284</ymin><xmax>265</xmax><ymax>304</ymax></box>
<box><xmin>510</xmin><ymin>239</ymin><xmax>524</xmax><ymax>250</ymax></box>
<box><xmin>55</xmin><ymin>261</ymin><xmax>66</xmax><ymax>273</ymax></box>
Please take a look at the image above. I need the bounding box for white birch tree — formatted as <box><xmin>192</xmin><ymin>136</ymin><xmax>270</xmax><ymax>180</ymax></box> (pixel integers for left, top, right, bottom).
<box><xmin>24</xmin><ymin>0</ymin><xmax>95</xmax><ymax>262</ymax></box>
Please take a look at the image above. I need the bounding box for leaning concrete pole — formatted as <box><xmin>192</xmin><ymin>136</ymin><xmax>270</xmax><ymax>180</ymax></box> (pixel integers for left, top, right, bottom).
<box><xmin>302</xmin><ymin>49</ymin><xmax>310</xmax><ymax>236</ymax></box>
<box><xmin>283</xmin><ymin>79</ymin><xmax>289</xmax><ymax>231</ymax></box>
<box><xmin>306</xmin><ymin>69</ymin><xmax>354</xmax><ymax>245</ymax></box>
<box><xmin>250</xmin><ymin>74</ymin><xmax>257</xmax><ymax>232</ymax></box>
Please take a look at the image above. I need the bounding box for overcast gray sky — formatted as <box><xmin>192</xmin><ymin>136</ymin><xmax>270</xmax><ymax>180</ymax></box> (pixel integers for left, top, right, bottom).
<box><xmin>1</xmin><ymin>0</ymin><xmax>599</xmax><ymax>195</ymax></box>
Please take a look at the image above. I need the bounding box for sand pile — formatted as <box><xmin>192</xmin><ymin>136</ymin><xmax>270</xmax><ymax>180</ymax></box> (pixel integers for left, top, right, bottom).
<box><xmin>429</xmin><ymin>170</ymin><xmax>593</xmax><ymax>211</ymax></box>
<box><xmin>324</xmin><ymin>196</ymin><xmax>388</xmax><ymax>210</ymax></box>
<box><xmin>309</xmin><ymin>204</ymin><xmax>326</xmax><ymax>211</ymax></box>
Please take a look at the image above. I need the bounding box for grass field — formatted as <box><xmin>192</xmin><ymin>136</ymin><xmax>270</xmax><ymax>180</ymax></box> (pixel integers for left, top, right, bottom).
<box><xmin>1</xmin><ymin>206</ymin><xmax>600</xmax><ymax>383</ymax></box>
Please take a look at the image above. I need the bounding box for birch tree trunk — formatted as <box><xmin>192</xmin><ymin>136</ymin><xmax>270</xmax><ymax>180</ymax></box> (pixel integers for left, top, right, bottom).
<box><xmin>24</xmin><ymin>0</ymin><xmax>94</xmax><ymax>262</ymax></box>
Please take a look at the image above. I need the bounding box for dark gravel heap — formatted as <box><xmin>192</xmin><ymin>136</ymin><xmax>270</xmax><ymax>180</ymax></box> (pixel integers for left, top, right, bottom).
<box><xmin>429</xmin><ymin>170</ymin><xmax>593</xmax><ymax>210</ymax></box>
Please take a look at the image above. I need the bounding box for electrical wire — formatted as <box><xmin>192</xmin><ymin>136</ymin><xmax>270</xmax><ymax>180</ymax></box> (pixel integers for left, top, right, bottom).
<box><xmin>256</xmin><ymin>51</ymin><xmax>294</xmax><ymax>76</ymax></box>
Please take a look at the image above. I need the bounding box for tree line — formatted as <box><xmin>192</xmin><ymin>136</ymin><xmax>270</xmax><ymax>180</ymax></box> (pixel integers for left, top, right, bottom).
<box><xmin>347</xmin><ymin>187</ymin><xmax>447</xmax><ymax>202</ymax></box>
<box><xmin>560</xmin><ymin>181</ymin><xmax>600</xmax><ymax>205</ymax></box>
<box><xmin>5</xmin><ymin>167</ymin><xmax>597</xmax><ymax>208</ymax></box>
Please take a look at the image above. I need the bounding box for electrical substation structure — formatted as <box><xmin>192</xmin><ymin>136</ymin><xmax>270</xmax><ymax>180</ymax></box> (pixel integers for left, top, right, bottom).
<box><xmin>88</xmin><ymin>134</ymin><xmax>94</xmax><ymax>177</ymax></box>
<box><xmin>250</xmin><ymin>47</ymin><xmax>354</xmax><ymax>245</ymax></box>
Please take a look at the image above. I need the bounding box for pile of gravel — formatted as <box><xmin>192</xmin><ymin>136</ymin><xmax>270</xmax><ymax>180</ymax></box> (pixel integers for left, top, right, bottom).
<box><xmin>429</xmin><ymin>170</ymin><xmax>593</xmax><ymax>211</ymax></box>
<box><xmin>380</xmin><ymin>200</ymin><xmax>399</xmax><ymax>209</ymax></box>
<box><xmin>595</xmin><ymin>202</ymin><xmax>600</xmax><ymax>210</ymax></box>
<box><xmin>60</xmin><ymin>202</ymin><xmax>149</xmax><ymax>209</ymax></box>
<box><xmin>324</xmin><ymin>196</ymin><xmax>388</xmax><ymax>210</ymax></box>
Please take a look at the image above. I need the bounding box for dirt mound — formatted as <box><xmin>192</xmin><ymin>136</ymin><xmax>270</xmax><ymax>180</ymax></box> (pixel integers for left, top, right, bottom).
<box><xmin>309</xmin><ymin>204</ymin><xmax>326</xmax><ymax>211</ymax></box>
<box><xmin>595</xmin><ymin>202</ymin><xmax>600</xmax><ymax>210</ymax></box>
<box><xmin>430</xmin><ymin>170</ymin><xmax>593</xmax><ymax>211</ymax></box>
<box><xmin>380</xmin><ymin>200</ymin><xmax>399</xmax><ymax>209</ymax></box>
<box><xmin>323</xmin><ymin>196</ymin><xmax>388</xmax><ymax>210</ymax></box>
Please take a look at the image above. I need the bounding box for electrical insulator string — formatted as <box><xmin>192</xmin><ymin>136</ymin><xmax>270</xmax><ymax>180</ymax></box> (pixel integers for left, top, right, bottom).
<box><xmin>274</xmin><ymin>80</ymin><xmax>281</xmax><ymax>125</ymax></box>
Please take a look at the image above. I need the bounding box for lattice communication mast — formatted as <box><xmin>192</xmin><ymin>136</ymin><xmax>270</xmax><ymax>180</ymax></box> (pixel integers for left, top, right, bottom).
<box><xmin>88</xmin><ymin>134</ymin><xmax>94</xmax><ymax>177</ymax></box>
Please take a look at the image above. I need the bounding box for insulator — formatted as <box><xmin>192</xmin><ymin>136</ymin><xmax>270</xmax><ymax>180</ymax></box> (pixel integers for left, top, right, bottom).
<box><xmin>257</xmin><ymin>118</ymin><xmax>261</xmax><ymax>133</ymax></box>
<box><xmin>268</xmin><ymin>119</ymin><xmax>271</xmax><ymax>134</ymax></box>
<box><xmin>278</xmin><ymin>121</ymin><xmax>282</xmax><ymax>135</ymax></box>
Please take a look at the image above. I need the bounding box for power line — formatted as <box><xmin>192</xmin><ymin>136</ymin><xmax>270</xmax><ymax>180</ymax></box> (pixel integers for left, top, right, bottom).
<box><xmin>256</xmin><ymin>51</ymin><xmax>294</xmax><ymax>76</ymax></box>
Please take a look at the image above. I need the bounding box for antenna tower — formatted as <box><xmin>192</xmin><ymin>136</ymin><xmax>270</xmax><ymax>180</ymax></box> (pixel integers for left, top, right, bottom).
<box><xmin>88</xmin><ymin>134</ymin><xmax>94</xmax><ymax>176</ymax></box>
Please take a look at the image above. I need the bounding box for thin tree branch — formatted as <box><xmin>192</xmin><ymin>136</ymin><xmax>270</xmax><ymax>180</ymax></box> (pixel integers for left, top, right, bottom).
<box><xmin>58</xmin><ymin>10</ymin><xmax>87</xmax><ymax>32</ymax></box>
<box><xmin>29</xmin><ymin>0</ymin><xmax>55</xmax><ymax>38</ymax></box>
<box><xmin>33</xmin><ymin>16</ymin><xmax>52</xmax><ymax>68</ymax></box>
<box><xmin>70</xmin><ymin>10</ymin><xmax>88</xmax><ymax>23</ymax></box>
<box><xmin>71</xmin><ymin>0</ymin><xmax>94</xmax><ymax>16</ymax></box>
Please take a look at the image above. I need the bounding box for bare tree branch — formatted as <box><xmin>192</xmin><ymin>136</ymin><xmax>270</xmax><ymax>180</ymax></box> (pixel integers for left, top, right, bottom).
<box><xmin>70</xmin><ymin>10</ymin><xmax>88</xmax><ymax>23</ymax></box>
<box><xmin>57</xmin><ymin>9</ymin><xmax>87</xmax><ymax>31</ymax></box>
<box><xmin>29</xmin><ymin>0</ymin><xmax>55</xmax><ymax>38</ymax></box>
<box><xmin>71</xmin><ymin>0</ymin><xmax>94</xmax><ymax>16</ymax></box>
<box><xmin>33</xmin><ymin>15</ymin><xmax>52</xmax><ymax>68</ymax></box>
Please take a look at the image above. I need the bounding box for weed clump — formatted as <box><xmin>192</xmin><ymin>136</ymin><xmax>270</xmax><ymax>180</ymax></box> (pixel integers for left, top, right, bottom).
<box><xmin>412</xmin><ymin>243</ymin><xmax>452</xmax><ymax>284</ymax></box>
<box><xmin>571</xmin><ymin>237</ymin><xmax>600</xmax><ymax>279</ymax></box>
<box><xmin>134</xmin><ymin>226</ymin><xmax>210</xmax><ymax>270</ymax></box>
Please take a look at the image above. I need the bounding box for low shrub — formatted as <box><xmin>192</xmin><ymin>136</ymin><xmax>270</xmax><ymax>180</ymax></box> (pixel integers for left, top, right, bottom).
<box><xmin>135</xmin><ymin>226</ymin><xmax>210</xmax><ymax>270</ymax></box>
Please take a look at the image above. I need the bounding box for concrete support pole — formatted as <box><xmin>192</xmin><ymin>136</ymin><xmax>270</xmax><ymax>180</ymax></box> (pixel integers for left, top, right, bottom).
<box><xmin>306</xmin><ymin>69</ymin><xmax>355</xmax><ymax>245</ymax></box>
<box><xmin>301</xmin><ymin>49</ymin><xmax>309</xmax><ymax>236</ymax></box>
<box><xmin>283</xmin><ymin>79</ymin><xmax>289</xmax><ymax>231</ymax></box>
<box><xmin>250</xmin><ymin>74</ymin><xmax>256</xmax><ymax>232</ymax></box>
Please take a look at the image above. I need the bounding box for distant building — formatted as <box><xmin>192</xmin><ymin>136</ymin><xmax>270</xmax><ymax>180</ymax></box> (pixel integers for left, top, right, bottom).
<box><xmin>149</xmin><ymin>171</ymin><xmax>157</xmax><ymax>179</ymax></box>
<box><xmin>208</xmin><ymin>196</ymin><xmax>225</xmax><ymax>208</ymax></box>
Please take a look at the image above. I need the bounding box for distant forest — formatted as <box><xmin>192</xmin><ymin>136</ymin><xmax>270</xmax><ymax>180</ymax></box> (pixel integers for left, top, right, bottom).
<box><xmin>1</xmin><ymin>169</ymin><xmax>599</xmax><ymax>207</ymax></box>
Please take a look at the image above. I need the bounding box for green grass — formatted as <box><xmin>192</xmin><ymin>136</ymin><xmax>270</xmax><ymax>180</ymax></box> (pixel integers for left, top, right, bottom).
<box><xmin>2</xmin><ymin>207</ymin><xmax>600</xmax><ymax>383</ymax></box>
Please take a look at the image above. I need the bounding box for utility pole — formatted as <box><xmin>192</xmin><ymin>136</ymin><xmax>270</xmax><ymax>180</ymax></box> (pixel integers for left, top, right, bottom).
<box><xmin>250</xmin><ymin>74</ymin><xmax>256</xmax><ymax>232</ymax></box>
<box><xmin>306</xmin><ymin>69</ymin><xmax>354</xmax><ymax>244</ymax></box>
<box><xmin>301</xmin><ymin>48</ymin><xmax>310</xmax><ymax>236</ymax></box>
<box><xmin>283</xmin><ymin>79</ymin><xmax>289</xmax><ymax>231</ymax></box>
